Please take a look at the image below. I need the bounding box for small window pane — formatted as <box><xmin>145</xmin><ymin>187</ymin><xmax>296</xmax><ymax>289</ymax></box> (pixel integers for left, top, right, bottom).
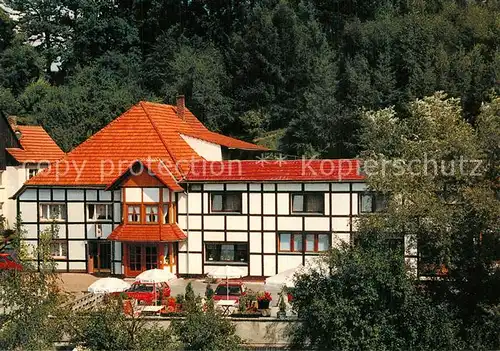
<box><xmin>374</xmin><ymin>195</ymin><xmax>388</xmax><ymax>212</ymax></box>
<box><xmin>88</xmin><ymin>204</ymin><xmax>95</xmax><ymax>220</ymax></box>
<box><xmin>306</xmin><ymin>194</ymin><xmax>324</xmax><ymax>213</ymax></box>
<box><xmin>280</xmin><ymin>234</ymin><xmax>291</xmax><ymax>251</ymax></box>
<box><xmin>292</xmin><ymin>195</ymin><xmax>304</xmax><ymax>212</ymax></box>
<box><xmin>225</xmin><ymin>194</ymin><xmax>242</xmax><ymax>212</ymax></box>
<box><xmin>360</xmin><ymin>194</ymin><xmax>373</xmax><ymax>213</ymax></box>
<box><xmin>318</xmin><ymin>234</ymin><xmax>329</xmax><ymax>251</ymax></box>
<box><xmin>212</xmin><ymin>195</ymin><xmax>223</xmax><ymax>211</ymax></box>
<box><xmin>293</xmin><ymin>234</ymin><xmax>303</xmax><ymax>252</ymax></box>
<box><xmin>305</xmin><ymin>234</ymin><xmax>315</xmax><ymax>252</ymax></box>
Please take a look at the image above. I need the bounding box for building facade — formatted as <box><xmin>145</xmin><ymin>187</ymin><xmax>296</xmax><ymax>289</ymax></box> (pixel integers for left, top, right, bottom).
<box><xmin>0</xmin><ymin>114</ymin><xmax>64</xmax><ymax>230</ymax></box>
<box><xmin>13</xmin><ymin>98</ymin><xmax>397</xmax><ymax>277</ymax></box>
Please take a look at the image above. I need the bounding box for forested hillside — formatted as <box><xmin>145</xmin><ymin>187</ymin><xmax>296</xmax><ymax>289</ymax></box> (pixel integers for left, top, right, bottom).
<box><xmin>0</xmin><ymin>0</ymin><xmax>498</xmax><ymax>154</ymax></box>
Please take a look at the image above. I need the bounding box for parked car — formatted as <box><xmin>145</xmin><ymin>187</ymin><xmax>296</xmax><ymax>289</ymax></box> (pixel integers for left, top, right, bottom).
<box><xmin>122</xmin><ymin>281</ymin><xmax>171</xmax><ymax>305</ymax></box>
<box><xmin>0</xmin><ymin>252</ymin><xmax>22</xmax><ymax>271</ymax></box>
<box><xmin>212</xmin><ymin>281</ymin><xmax>246</xmax><ymax>302</ymax></box>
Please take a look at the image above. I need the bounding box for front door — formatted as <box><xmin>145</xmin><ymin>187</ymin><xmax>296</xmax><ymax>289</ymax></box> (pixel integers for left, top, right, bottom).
<box><xmin>89</xmin><ymin>241</ymin><xmax>111</xmax><ymax>274</ymax></box>
<box><xmin>126</xmin><ymin>244</ymin><xmax>159</xmax><ymax>277</ymax></box>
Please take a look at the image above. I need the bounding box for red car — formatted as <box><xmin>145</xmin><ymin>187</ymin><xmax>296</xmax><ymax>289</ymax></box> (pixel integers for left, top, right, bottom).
<box><xmin>122</xmin><ymin>281</ymin><xmax>171</xmax><ymax>305</ymax></box>
<box><xmin>213</xmin><ymin>281</ymin><xmax>246</xmax><ymax>302</ymax></box>
<box><xmin>0</xmin><ymin>253</ymin><xmax>22</xmax><ymax>271</ymax></box>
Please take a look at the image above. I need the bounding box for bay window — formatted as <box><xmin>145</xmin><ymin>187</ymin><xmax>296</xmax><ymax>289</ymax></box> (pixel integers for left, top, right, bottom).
<box><xmin>145</xmin><ymin>205</ymin><xmax>159</xmax><ymax>223</ymax></box>
<box><xmin>127</xmin><ymin>205</ymin><xmax>141</xmax><ymax>223</ymax></box>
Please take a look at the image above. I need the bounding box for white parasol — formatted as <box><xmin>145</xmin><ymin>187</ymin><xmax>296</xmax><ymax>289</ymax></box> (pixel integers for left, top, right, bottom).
<box><xmin>207</xmin><ymin>265</ymin><xmax>246</xmax><ymax>300</ymax></box>
<box><xmin>87</xmin><ymin>277</ymin><xmax>130</xmax><ymax>294</ymax></box>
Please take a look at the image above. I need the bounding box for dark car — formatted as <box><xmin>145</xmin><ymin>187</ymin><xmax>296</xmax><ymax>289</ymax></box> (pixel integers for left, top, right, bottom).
<box><xmin>213</xmin><ymin>281</ymin><xmax>246</xmax><ymax>302</ymax></box>
<box><xmin>0</xmin><ymin>253</ymin><xmax>22</xmax><ymax>271</ymax></box>
<box><xmin>122</xmin><ymin>281</ymin><xmax>171</xmax><ymax>305</ymax></box>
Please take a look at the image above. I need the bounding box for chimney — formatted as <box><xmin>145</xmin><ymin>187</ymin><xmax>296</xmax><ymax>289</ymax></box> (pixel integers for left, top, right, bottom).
<box><xmin>7</xmin><ymin>115</ymin><xmax>17</xmax><ymax>129</ymax></box>
<box><xmin>176</xmin><ymin>95</ymin><xmax>185</xmax><ymax>121</ymax></box>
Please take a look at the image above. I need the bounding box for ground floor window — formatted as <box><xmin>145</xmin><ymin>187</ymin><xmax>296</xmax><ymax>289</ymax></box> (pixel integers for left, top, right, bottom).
<box><xmin>278</xmin><ymin>232</ymin><xmax>330</xmax><ymax>253</ymax></box>
<box><xmin>205</xmin><ymin>243</ymin><xmax>248</xmax><ymax>263</ymax></box>
<box><xmin>50</xmin><ymin>241</ymin><xmax>68</xmax><ymax>259</ymax></box>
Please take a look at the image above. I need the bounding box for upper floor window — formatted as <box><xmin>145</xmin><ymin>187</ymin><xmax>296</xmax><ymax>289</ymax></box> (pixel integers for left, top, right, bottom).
<box><xmin>291</xmin><ymin>193</ymin><xmax>324</xmax><ymax>214</ymax></box>
<box><xmin>87</xmin><ymin>204</ymin><xmax>113</xmax><ymax>221</ymax></box>
<box><xmin>278</xmin><ymin>232</ymin><xmax>330</xmax><ymax>252</ymax></box>
<box><xmin>40</xmin><ymin>204</ymin><xmax>66</xmax><ymax>221</ymax></box>
<box><xmin>145</xmin><ymin>205</ymin><xmax>159</xmax><ymax>223</ymax></box>
<box><xmin>210</xmin><ymin>193</ymin><xmax>242</xmax><ymax>213</ymax></box>
<box><xmin>127</xmin><ymin>205</ymin><xmax>141</xmax><ymax>223</ymax></box>
<box><xmin>359</xmin><ymin>193</ymin><xmax>388</xmax><ymax>213</ymax></box>
<box><xmin>28</xmin><ymin>169</ymin><xmax>38</xmax><ymax>179</ymax></box>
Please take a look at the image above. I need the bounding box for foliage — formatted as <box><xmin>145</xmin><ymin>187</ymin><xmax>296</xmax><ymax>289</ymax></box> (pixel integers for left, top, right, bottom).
<box><xmin>70</xmin><ymin>296</ymin><xmax>178</xmax><ymax>351</ymax></box>
<box><xmin>171</xmin><ymin>309</ymin><xmax>242</xmax><ymax>351</ymax></box>
<box><xmin>289</xmin><ymin>242</ymin><xmax>462</xmax><ymax>350</ymax></box>
<box><xmin>356</xmin><ymin>93</ymin><xmax>500</xmax><ymax>349</ymax></box>
<box><xmin>0</xmin><ymin>222</ymin><xmax>69</xmax><ymax>350</ymax></box>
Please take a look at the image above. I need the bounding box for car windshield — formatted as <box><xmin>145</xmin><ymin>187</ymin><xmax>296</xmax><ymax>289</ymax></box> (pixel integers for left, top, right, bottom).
<box><xmin>215</xmin><ymin>285</ymin><xmax>241</xmax><ymax>296</ymax></box>
<box><xmin>128</xmin><ymin>284</ymin><xmax>154</xmax><ymax>292</ymax></box>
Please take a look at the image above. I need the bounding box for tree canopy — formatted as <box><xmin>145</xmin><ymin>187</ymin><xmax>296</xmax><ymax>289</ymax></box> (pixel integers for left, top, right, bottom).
<box><xmin>0</xmin><ymin>0</ymin><xmax>497</xmax><ymax>153</ymax></box>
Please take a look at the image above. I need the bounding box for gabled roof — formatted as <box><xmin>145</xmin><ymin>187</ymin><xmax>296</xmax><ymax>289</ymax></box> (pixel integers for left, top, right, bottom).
<box><xmin>184</xmin><ymin>159</ymin><xmax>364</xmax><ymax>182</ymax></box>
<box><xmin>6</xmin><ymin>126</ymin><xmax>64</xmax><ymax>163</ymax></box>
<box><xmin>25</xmin><ymin>102</ymin><xmax>267</xmax><ymax>187</ymax></box>
<box><xmin>108</xmin><ymin>224</ymin><xmax>187</xmax><ymax>242</ymax></box>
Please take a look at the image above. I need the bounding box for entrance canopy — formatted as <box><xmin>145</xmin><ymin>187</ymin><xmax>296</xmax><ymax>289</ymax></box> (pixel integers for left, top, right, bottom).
<box><xmin>108</xmin><ymin>224</ymin><xmax>186</xmax><ymax>242</ymax></box>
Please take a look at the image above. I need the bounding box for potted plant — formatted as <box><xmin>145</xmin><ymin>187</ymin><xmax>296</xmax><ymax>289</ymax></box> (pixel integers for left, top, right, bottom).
<box><xmin>256</xmin><ymin>291</ymin><xmax>272</xmax><ymax>310</ymax></box>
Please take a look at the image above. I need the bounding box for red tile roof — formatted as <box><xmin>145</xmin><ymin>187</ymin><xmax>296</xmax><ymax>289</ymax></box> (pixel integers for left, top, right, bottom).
<box><xmin>25</xmin><ymin>102</ymin><xmax>267</xmax><ymax>187</ymax></box>
<box><xmin>184</xmin><ymin>159</ymin><xmax>364</xmax><ymax>182</ymax></box>
<box><xmin>108</xmin><ymin>224</ymin><xmax>187</xmax><ymax>242</ymax></box>
<box><xmin>6</xmin><ymin>126</ymin><xmax>64</xmax><ymax>163</ymax></box>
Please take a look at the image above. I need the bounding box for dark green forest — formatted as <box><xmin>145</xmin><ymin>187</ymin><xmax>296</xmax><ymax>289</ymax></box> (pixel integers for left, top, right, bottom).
<box><xmin>0</xmin><ymin>0</ymin><xmax>498</xmax><ymax>154</ymax></box>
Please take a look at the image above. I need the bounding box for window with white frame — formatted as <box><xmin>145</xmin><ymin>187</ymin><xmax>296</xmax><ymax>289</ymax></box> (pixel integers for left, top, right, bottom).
<box><xmin>359</xmin><ymin>193</ymin><xmax>389</xmax><ymax>213</ymax></box>
<box><xmin>87</xmin><ymin>204</ymin><xmax>113</xmax><ymax>221</ymax></box>
<box><xmin>40</xmin><ymin>204</ymin><xmax>67</xmax><ymax>221</ymax></box>
<box><xmin>291</xmin><ymin>193</ymin><xmax>324</xmax><ymax>214</ymax></box>
<box><xmin>50</xmin><ymin>241</ymin><xmax>68</xmax><ymax>258</ymax></box>
<box><xmin>210</xmin><ymin>193</ymin><xmax>242</xmax><ymax>213</ymax></box>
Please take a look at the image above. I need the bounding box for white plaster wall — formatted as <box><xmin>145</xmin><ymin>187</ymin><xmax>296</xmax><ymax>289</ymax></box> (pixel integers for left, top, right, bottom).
<box><xmin>19</xmin><ymin>202</ymin><xmax>37</xmax><ymax>222</ymax></box>
<box><xmin>125</xmin><ymin>188</ymin><xmax>141</xmax><ymax>202</ymax></box>
<box><xmin>332</xmin><ymin>233</ymin><xmax>350</xmax><ymax>246</ymax></box>
<box><xmin>304</xmin><ymin>217</ymin><xmax>330</xmax><ymax>231</ymax></box>
<box><xmin>143</xmin><ymin>188</ymin><xmax>159</xmax><ymax>203</ymax></box>
<box><xmin>277</xmin><ymin>217</ymin><xmax>302</xmax><ymax>231</ymax></box>
<box><xmin>68</xmin><ymin>224</ymin><xmax>85</xmax><ymax>239</ymax></box>
<box><xmin>69</xmin><ymin>262</ymin><xmax>86</xmax><ymax>271</ymax></box>
<box><xmin>186</xmin><ymin>215</ymin><xmax>202</xmax><ymax>230</ymax></box>
<box><xmin>263</xmin><ymin>255</ymin><xmax>276</xmax><ymax>276</ymax></box>
<box><xmin>249</xmin><ymin>193</ymin><xmax>261</xmax><ymax>214</ymax></box>
<box><xmin>262</xmin><ymin>194</ymin><xmax>275</xmax><ymax>214</ymax></box>
<box><xmin>187</xmin><ymin>231</ymin><xmax>202</xmax><ymax>252</ymax></box>
<box><xmin>276</xmin><ymin>193</ymin><xmax>289</xmax><ymax>215</ymax></box>
<box><xmin>68</xmin><ymin>241</ymin><xmax>86</xmax><ymax>260</ymax></box>
<box><xmin>177</xmin><ymin>193</ymin><xmax>187</xmax><ymax>213</ymax></box>
<box><xmin>331</xmin><ymin>193</ymin><xmax>350</xmax><ymax>216</ymax></box>
<box><xmin>188</xmin><ymin>193</ymin><xmax>202</xmax><ymax>213</ymax></box>
<box><xmin>241</xmin><ymin>193</ymin><xmax>248</xmax><ymax>214</ymax></box>
<box><xmin>226</xmin><ymin>232</ymin><xmax>248</xmax><ymax>242</ymax></box>
<box><xmin>204</xmin><ymin>232</ymin><xmax>224</xmax><ymax>241</ymax></box>
<box><xmin>249</xmin><ymin>232</ymin><xmax>261</xmax><ymax>253</ymax></box>
<box><xmin>249</xmin><ymin>216</ymin><xmax>261</xmax><ymax>231</ymax></box>
<box><xmin>351</xmin><ymin>193</ymin><xmax>359</xmax><ymax>215</ymax></box>
<box><xmin>332</xmin><ymin>217</ymin><xmax>351</xmax><ymax>232</ymax></box>
<box><xmin>278</xmin><ymin>255</ymin><xmax>302</xmax><ymax>273</ymax></box>
<box><xmin>24</xmin><ymin>224</ymin><xmax>37</xmax><ymax>239</ymax></box>
<box><xmin>3</xmin><ymin>167</ymin><xmax>26</xmax><ymax>227</ymax></box>
<box><xmin>203</xmin><ymin>216</ymin><xmax>224</xmax><ymax>230</ymax></box>
<box><xmin>262</xmin><ymin>233</ymin><xmax>276</xmax><ymax>253</ymax></box>
<box><xmin>55</xmin><ymin>262</ymin><xmax>67</xmax><ymax>271</ymax></box>
<box><xmin>263</xmin><ymin>217</ymin><xmax>275</xmax><ymax>230</ymax></box>
<box><xmin>183</xmin><ymin>253</ymin><xmax>203</xmax><ymax>274</ymax></box>
<box><xmin>250</xmin><ymin>255</ymin><xmax>262</xmax><ymax>276</ymax></box>
<box><xmin>67</xmin><ymin>202</ymin><xmax>84</xmax><ymax>222</ymax></box>
<box><xmin>180</xmin><ymin>134</ymin><xmax>222</xmax><ymax>161</ymax></box>
<box><xmin>226</xmin><ymin>216</ymin><xmax>247</xmax><ymax>230</ymax></box>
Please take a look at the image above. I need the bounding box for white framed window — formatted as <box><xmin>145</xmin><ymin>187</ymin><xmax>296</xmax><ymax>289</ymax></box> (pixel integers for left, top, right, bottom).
<box><xmin>291</xmin><ymin>193</ymin><xmax>324</xmax><ymax>214</ymax></box>
<box><xmin>87</xmin><ymin>204</ymin><xmax>113</xmax><ymax>221</ymax></box>
<box><xmin>210</xmin><ymin>193</ymin><xmax>242</xmax><ymax>213</ymax></box>
<box><xmin>50</xmin><ymin>241</ymin><xmax>68</xmax><ymax>258</ymax></box>
<box><xmin>40</xmin><ymin>204</ymin><xmax>67</xmax><ymax>221</ymax></box>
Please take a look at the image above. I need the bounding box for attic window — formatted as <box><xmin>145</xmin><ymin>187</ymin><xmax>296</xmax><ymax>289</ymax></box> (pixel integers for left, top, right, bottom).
<box><xmin>15</xmin><ymin>131</ymin><xmax>22</xmax><ymax>139</ymax></box>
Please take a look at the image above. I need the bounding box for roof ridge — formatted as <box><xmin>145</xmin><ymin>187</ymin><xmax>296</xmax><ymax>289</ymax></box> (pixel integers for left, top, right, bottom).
<box><xmin>139</xmin><ymin>102</ymin><xmax>183</xmax><ymax>179</ymax></box>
